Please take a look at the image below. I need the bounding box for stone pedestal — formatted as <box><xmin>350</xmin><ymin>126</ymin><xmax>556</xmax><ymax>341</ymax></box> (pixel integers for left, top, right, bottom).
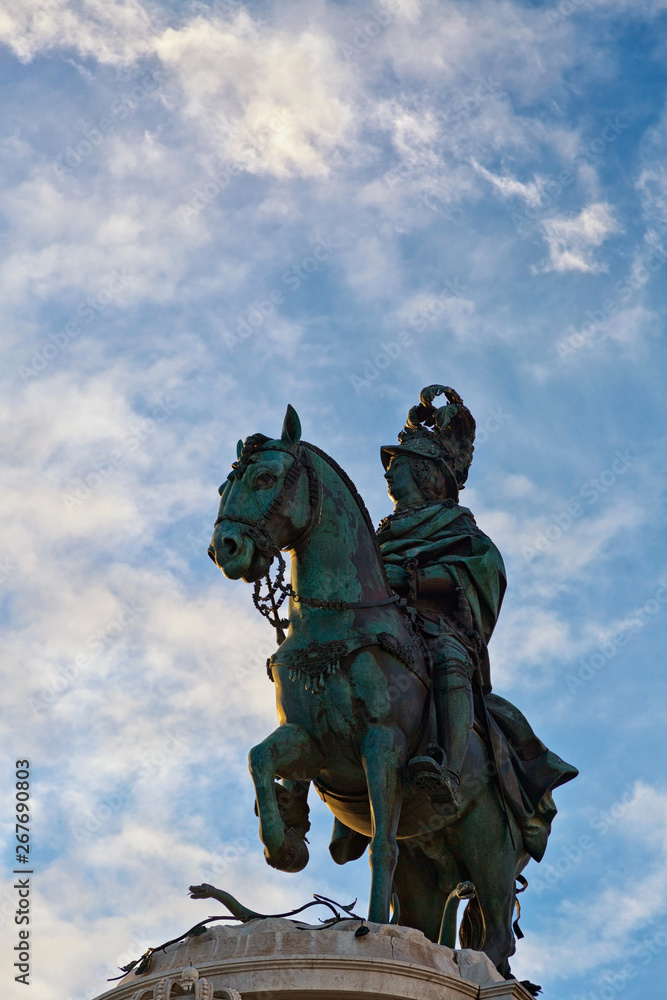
<box><xmin>92</xmin><ymin>918</ymin><xmax>534</xmax><ymax>1000</ymax></box>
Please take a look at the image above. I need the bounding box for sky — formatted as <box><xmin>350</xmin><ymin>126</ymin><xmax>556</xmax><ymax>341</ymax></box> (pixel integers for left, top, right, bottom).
<box><xmin>0</xmin><ymin>1</ymin><xmax>666</xmax><ymax>997</ymax></box>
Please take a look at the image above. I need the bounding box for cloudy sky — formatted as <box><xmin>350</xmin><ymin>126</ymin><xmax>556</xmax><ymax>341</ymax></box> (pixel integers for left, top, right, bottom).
<box><xmin>1</xmin><ymin>1</ymin><xmax>666</xmax><ymax>997</ymax></box>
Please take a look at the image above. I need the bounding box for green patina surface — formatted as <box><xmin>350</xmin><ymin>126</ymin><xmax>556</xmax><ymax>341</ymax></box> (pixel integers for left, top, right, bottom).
<box><xmin>201</xmin><ymin>386</ymin><xmax>577</xmax><ymax>988</ymax></box>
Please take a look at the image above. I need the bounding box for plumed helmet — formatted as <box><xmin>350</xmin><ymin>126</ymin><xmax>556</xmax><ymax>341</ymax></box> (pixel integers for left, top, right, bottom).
<box><xmin>380</xmin><ymin>385</ymin><xmax>476</xmax><ymax>501</ymax></box>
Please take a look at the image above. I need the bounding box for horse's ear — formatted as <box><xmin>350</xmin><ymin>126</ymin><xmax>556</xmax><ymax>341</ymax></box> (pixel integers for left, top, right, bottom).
<box><xmin>236</xmin><ymin>439</ymin><xmax>244</xmax><ymax>459</ymax></box>
<box><xmin>281</xmin><ymin>404</ymin><xmax>302</xmax><ymax>447</ymax></box>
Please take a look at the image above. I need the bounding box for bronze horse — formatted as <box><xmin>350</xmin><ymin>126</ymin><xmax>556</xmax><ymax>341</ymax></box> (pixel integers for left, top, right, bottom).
<box><xmin>206</xmin><ymin>405</ymin><xmax>529</xmax><ymax>975</ymax></box>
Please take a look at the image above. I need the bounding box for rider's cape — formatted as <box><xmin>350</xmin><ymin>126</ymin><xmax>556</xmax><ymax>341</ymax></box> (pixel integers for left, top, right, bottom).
<box><xmin>374</xmin><ymin>499</ymin><xmax>578</xmax><ymax>863</ymax></box>
<box><xmin>484</xmin><ymin>693</ymin><xmax>578</xmax><ymax>861</ymax></box>
<box><xmin>377</xmin><ymin>500</ymin><xmax>505</xmax><ymax>694</ymax></box>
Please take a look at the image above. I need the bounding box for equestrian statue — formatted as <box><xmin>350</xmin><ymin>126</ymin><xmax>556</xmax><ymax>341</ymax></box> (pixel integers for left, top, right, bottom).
<box><xmin>199</xmin><ymin>384</ymin><xmax>577</xmax><ymax>984</ymax></box>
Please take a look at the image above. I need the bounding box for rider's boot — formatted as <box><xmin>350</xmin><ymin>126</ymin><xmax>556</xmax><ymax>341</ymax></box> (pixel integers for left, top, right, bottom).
<box><xmin>431</xmin><ymin>682</ymin><xmax>473</xmax><ymax>813</ymax></box>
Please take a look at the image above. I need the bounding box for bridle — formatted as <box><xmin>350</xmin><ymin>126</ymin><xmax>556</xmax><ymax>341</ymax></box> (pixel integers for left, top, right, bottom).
<box><xmin>213</xmin><ymin>442</ymin><xmax>399</xmax><ymax>644</ymax></box>
<box><xmin>213</xmin><ymin>444</ymin><xmax>317</xmax><ymax>643</ymax></box>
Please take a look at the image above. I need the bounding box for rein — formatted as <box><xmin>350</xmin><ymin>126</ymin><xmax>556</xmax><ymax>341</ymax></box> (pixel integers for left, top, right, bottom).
<box><xmin>292</xmin><ymin>593</ymin><xmax>400</xmax><ymax>612</ymax></box>
<box><xmin>215</xmin><ymin>443</ymin><xmax>398</xmax><ymax>644</ymax></box>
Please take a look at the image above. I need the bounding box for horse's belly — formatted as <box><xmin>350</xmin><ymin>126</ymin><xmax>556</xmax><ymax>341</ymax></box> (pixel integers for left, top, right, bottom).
<box><xmin>316</xmin><ymin>780</ymin><xmax>449</xmax><ymax>840</ymax></box>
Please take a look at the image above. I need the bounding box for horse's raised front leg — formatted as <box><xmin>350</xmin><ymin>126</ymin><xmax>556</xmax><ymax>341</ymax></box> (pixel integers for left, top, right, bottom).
<box><xmin>362</xmin><ymin>724</ymin><xmax>406</xmax><ymax>923</ymax></box>
<box><xmin>249</xmin><ymin>723</ymin><xmax>324</xmax><ymax>873</ymax></box>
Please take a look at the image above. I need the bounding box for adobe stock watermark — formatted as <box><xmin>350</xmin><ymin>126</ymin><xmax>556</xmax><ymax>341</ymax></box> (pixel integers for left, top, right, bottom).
<box><xmin>511</xmin><ymin>117</ymin><xmax>630</xmax><ymax>236</ymax></box>
<box><xmin>32</xmin><ymin>0</ymin><xmax>66</xmax><ymax>27</ymax></box>
<box><xmin>200</xmin><ymin>823</ymin><xmax>257</xmax><ymax>882</ymax></box>
<box><xmin>340</xmin><ymin>4</ymin><xmax>397</xmax><ymax>60</ymax></box>
<box><xmin>349</xmin><ymin>279</ymin><xmax>468</xmax><ymax>392</ymax></box>
<box><xmin>565</xmin><ymin>571</ymin><xmax>667</xmax><ymax>694</ymax></box>
<box><xmin>442</xmin><ymin>76</ymin><xmax>501</xmax><ymax>133</ymax></box>
<box><xmin>0</xmin><ymin>556</ymin><xmax>17</xmax><ymax>586</ymax></box>
<box><xmin>577</xmin><ymin>922</ymin><xmax>667</xmax><ymax>1000</ymax></box>
<box><xmin>18</xmin><ymin>269</ymin><xmax>135</xmax><ymax>383</ymax></box>
<box><xmin>72</xmin><ymin>731</ymin><xmax>191</xmax><ymax>844</ymax></box>
<box><xmin>222</xmin><ymin>229</ymin><xmax>343</xmax><ymax>349</ymax></box>
<box><xmin>199</xmin><ymin>781</ymin><xmax>311</xmax><ymax>881</ymax></box>
<box><xmin>522</xmin><ymin>450</ymin><xmax>636</xmax><ymax>563</ymax></box>
<box><xmin>60</xmin><ymin>392</ymin><xmax>180</xmax><ymax>513</ymax></box>
<box><xmin>574</xmin><ymin>117</ymin><xmax>631</xmax><ymax>166</ymax></box>
<box><xmin>70</xmin><ymin>929</ymin><xmax>153</xmax><ymax>1000</ymax></box>
<box><xmin>556</xmin><ymin>241</ymin><xmax>667</xmax><ymax>361</ymax></box>
<box><xmin>27</xmin><ymin>600</ymin><xmax>144</xmax><ymax>715</ymax></box>
<box><xmin>51</xmin><ymin>73</ymin><xmax>160</xmax><ymax>181</ymax></box>
<box><xmin>531</xmin><ymin>782</ymin><xmax>645</xmax><ymax>897</ymax></box>
<box><xmin>209</xmin><ymin>0</ymin><xmax>243</xmax><ymax>14</ymax></box>
<box><xmin>178</xmin><ymin>112</ymin><xmax>291</xmax><ymax>223</ymax></box>
<box><xmin>0</xmin><ymin>886</ymin><xmax>18</xmax><ymax>930</ymax></box>
<box><xmin>401</xmin><ymin>756</ymin><xmax>512</xmax><ymax>858</ymax></box>
<box><xmin>387</xmin><ymin>77</ymin><xmax>500</xmax><ymax>192</ymax></box>
<box><xmin>545</xmin><ymin>0</ymin><xmax>591</xmax><ymax>28</ymax></box>
<box><xmin>179</xmin><ymin>161</ymin><xmax>242</xmax><ymax>223</ymax></box>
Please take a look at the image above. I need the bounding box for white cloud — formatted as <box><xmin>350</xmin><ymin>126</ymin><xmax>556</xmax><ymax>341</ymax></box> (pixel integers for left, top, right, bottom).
<box><xmin>472</xmin><ymin>160</ymin><xmax>545</xmax><ymax>207</ymax></box>
<box><xmin>502</xmin><ymin>474</ymin><xmax>536</xmax><ymax>498</ymax></box>
<box><xmin>477</xmin><ymin>494</ymin><xmax>645</xmax><ymax>599</ymax></box>
<box><xmin>491</xmin><ymin>605</ymin><xmax>574</xmax><ymax>689</ymax></box>
<box><xmin>621</xmin><ymin>783</ymin><xmax>667</xmax><ymax>850</ymax></box>
<box><xmin>470</xmin><ymin>167</ymin><xmax>621</xmax><ymax>276</ymax></box>
<box><xmin>537</xmin><ymin>201</ymin><xmax>621</xmax><ymax>273</ymax></box>
<box><xmin>0</xmin><ymin>0</ymin><xmax>156</xmax><ymax>66</ymax></box>
<box><xmin>154</xmin><ymin>15</ymin><xmax>355</xmax><ymax>180</ymax></box>
<box><xmin>517</xmin><ymin>822</ymin><xmax>667</xmax><ymax>983</ymax></box>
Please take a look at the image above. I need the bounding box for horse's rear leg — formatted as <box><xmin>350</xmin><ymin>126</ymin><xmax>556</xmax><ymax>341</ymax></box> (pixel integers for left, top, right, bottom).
<box><xmin>363</xmin><ymin>725</ymin><xmax>406</xmax><ymax>924</ymax></box>
<box><xmin>392</xmin><ymin>842</ymin><xmax>463</xmax><ymax>944</ymax></box>
<box><xmin>456</xmin><ymin>794</ymin><xmax>523</xmax><ymax>973</ymax></box>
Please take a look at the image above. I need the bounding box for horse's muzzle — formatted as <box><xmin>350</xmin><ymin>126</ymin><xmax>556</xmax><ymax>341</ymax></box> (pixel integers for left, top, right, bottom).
<box><xmin>210</xmin><ymin>521</ymin><xmax>272</xmax><ymax>582</ymax></box>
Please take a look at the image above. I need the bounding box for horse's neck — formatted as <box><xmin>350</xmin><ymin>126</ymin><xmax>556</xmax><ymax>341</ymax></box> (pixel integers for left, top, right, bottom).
<box><xmin>290</xmin><ymin>450</ymin><xmax>388</xmax><ymax>604</ymax></box>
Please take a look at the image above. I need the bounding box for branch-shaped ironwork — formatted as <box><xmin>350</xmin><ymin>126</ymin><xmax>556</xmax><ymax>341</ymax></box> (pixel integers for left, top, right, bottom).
<box><xmin>107</xmin><ymin>890</ymin><xmax>366</xmax><ymax>981</ymax></box>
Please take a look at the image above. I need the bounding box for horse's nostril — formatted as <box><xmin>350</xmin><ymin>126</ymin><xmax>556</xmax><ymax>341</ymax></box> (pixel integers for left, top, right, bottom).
<box><xmin>207</xmin><ymin>547</ymin><xmax>217</xmax><ymax>563</ymax></box>
<box><xmin>222</xmin><ymin>534</ymin><xmax>238</xmax><ymax>556</ymax></box>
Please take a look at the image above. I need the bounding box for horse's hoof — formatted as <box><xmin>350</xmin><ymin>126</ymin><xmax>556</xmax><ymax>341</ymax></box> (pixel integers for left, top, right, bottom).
<box><xmin>264</xmin><ymin>827</ymin><xmax>309</xmax><ymax>873</ymax></box>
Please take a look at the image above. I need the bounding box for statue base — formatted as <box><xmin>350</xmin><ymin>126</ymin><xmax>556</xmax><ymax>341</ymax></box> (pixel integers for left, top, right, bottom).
<box><xmin>92</xmin><ymin>917</ymin><xmax>535</xmax><ymax>1000</ymax></box>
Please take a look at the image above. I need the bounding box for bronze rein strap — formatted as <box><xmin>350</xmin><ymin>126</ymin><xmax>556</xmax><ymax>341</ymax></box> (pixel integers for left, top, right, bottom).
<box><xmin>291</xmin><ymin>593</ymin><xmax>400</xmax><ymax>612</ymax></box>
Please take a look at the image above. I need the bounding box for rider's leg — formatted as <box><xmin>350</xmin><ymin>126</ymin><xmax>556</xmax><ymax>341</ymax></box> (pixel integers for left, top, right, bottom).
<box><xmin>433</xmin><ymin>650</ymin><xmax>474</xmax><ymax>786</ymax></box>
<box><xmin>407</xmin><ymin>634</ymin><xmax>474</xmax><ymax>807</ymax></box>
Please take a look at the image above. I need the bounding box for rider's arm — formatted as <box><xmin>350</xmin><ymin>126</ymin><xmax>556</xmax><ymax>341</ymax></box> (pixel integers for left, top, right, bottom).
<box><xmin>416</xmin><ymin>565</ymin><xmax>457</xmax><ymax>598</ymax></box>
<box><xmin>385</xmin><ymin>561</ymin><xmax>457</xmax><ymax>599</ymax></box>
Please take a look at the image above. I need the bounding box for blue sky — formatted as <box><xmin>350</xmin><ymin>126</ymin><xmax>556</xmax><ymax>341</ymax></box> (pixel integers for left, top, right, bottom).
<box><xmin>1</xmin><ymin>1</ymin><xmax>666</xmax><ymax>997</ymax></box>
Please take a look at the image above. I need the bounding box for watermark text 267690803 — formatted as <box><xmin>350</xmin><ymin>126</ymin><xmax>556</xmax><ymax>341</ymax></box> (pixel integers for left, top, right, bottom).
<box><xmin>13</xmin><ymin>759</ymin><xmax>31</xmax><ymax>986</ymax></box>
<box><xmin>14</xmin><ymin>761</ymin><xmax>31</xmax><ymax>868</ymax></box>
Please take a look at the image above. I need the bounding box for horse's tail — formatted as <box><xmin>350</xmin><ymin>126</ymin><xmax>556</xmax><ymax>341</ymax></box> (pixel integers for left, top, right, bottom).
<box><xmin>458</xmin><ymin>895</ymin><xmax>486</xmax><ymax>951</ymax></box>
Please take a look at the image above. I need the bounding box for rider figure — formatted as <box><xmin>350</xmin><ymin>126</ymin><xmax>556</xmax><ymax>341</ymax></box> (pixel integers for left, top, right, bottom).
<box><xmin>378</xmin><ymin>385</ymin><xmax>506</xmax><ymax>811</ymax></box>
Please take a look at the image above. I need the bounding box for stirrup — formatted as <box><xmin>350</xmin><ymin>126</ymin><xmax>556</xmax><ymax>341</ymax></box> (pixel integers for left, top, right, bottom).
<box><xmin>407</xmin><ymin>743</ymin><xmax>449</xmax><ymax>793</ymax></box>
<box><xmin>430</xmin><ymin>770</ymin><xmax>461</xmax><ymax>812</ymax></box>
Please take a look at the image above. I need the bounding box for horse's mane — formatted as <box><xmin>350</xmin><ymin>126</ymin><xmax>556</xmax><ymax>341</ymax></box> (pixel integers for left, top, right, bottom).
<box><xmin>300</xmin><ymin>440</ymin><xmax>388</xmax><ymax>575</ymax></box>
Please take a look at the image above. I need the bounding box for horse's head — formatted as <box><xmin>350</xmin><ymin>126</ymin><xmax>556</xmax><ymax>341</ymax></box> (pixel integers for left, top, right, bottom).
<box><xmin>209</xmin><ymin>404</ymin><xmax>313</xmax><ymax>582</ymax></box>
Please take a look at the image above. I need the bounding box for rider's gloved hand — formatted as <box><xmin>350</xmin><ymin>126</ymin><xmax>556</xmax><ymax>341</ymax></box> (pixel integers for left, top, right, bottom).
<box><xmin>385</xmin><ymin>564</ymin><xmax>410</xmax><ymax>594</ymax></box>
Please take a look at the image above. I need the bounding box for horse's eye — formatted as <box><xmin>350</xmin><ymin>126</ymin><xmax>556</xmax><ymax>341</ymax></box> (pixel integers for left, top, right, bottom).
<box><xmin>254</xmin><ymin>472</ymin><xmax>276</xmax><ymax>490</ymax></box>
